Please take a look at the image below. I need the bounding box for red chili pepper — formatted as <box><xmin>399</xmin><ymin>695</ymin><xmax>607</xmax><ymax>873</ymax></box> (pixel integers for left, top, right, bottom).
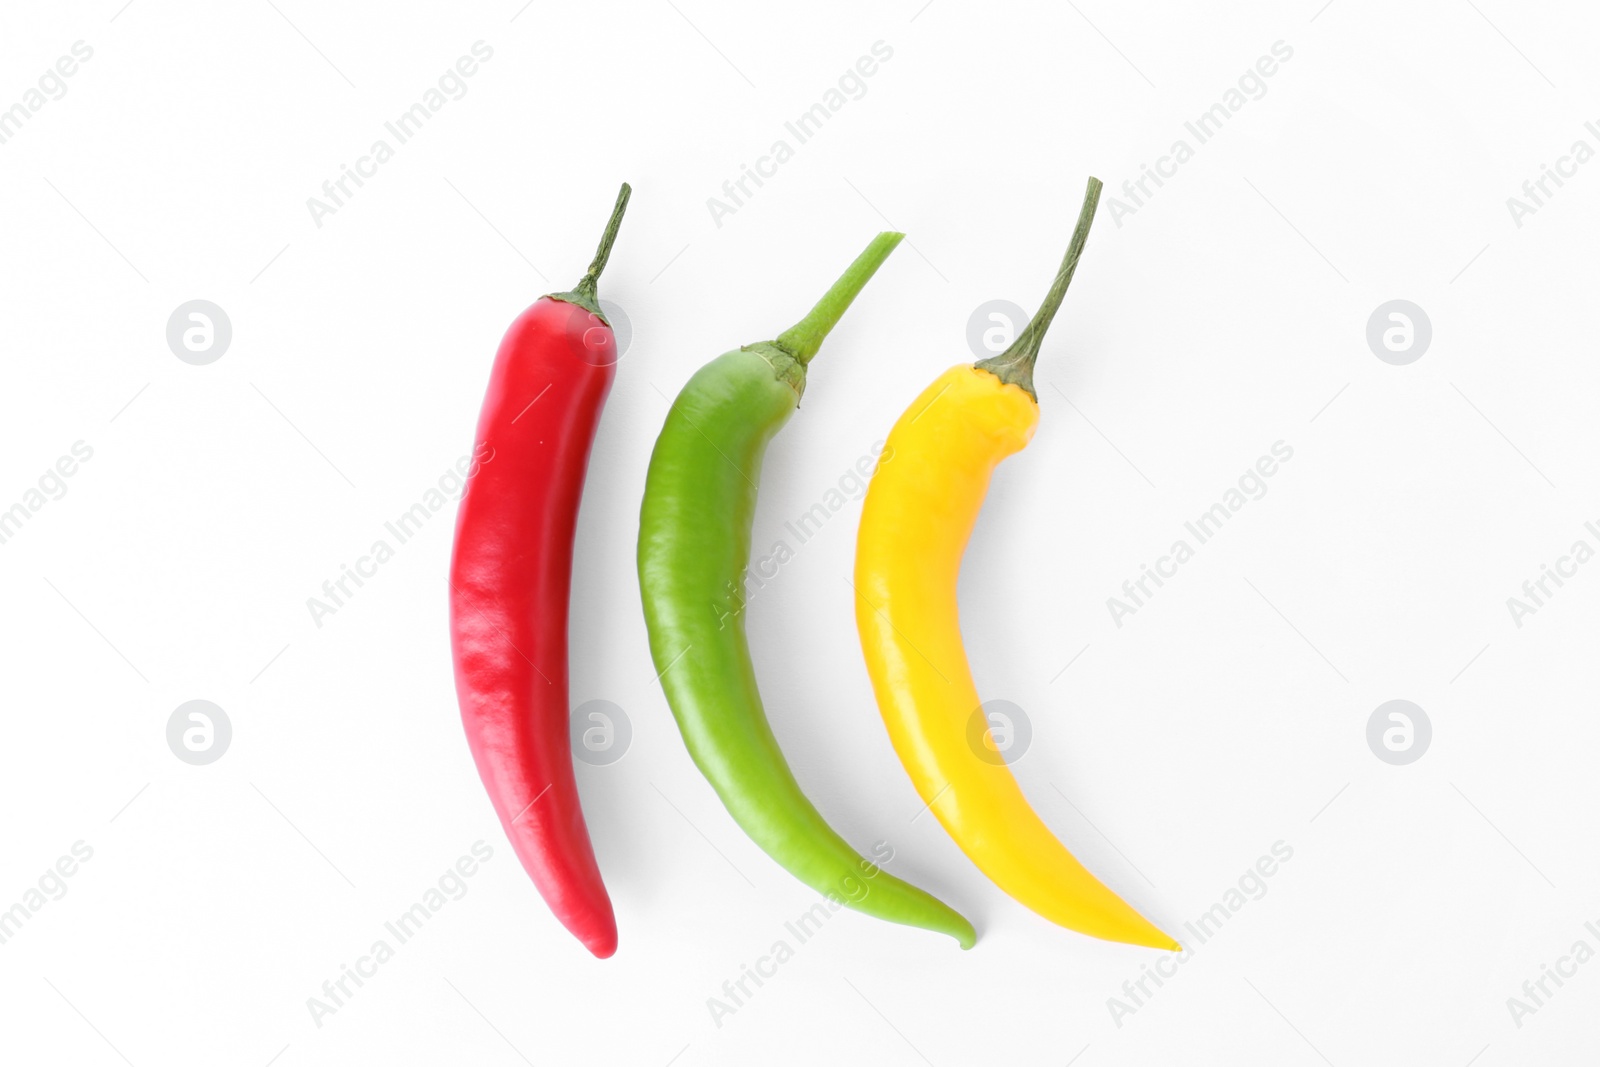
<box><xmin>450</xmin><ymin>184</ymin><xmax>631</xmax><ymax>958</ymax></box>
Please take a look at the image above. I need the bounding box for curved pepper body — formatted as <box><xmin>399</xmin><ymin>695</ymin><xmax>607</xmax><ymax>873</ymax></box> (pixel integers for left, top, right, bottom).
<box><xmin>451</xmin><ymin>295</ymin><xmax>619</xmax><ymax>958</ymax></box>
<box><xmin>639</xmin><ymin>349</ymin><xmax>976</xmax><ymax>948</ymax></box>
<box><xmin>855</xmin><ymin>364</ymin><xmax>1178</xmax><ymax>951</ymax></box>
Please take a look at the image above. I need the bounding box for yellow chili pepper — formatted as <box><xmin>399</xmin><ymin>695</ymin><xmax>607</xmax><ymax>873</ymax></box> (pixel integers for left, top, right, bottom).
<box><xmin>853</xmin><ymin>178</ymin><xmax>1179</xmax><ymax>951</ymax></box>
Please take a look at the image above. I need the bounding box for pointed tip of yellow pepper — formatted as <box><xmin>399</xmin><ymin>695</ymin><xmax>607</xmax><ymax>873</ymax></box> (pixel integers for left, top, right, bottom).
<box><xmin>1116</xmin><ymin>922</ymin><xmax>1182</xmax><ymax>953</ymax></box>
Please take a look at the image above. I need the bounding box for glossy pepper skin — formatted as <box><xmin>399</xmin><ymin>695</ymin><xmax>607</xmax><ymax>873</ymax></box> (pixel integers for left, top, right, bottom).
<box><xmin>638</xmin><ymin>233</ymin><xmax>975</xmax><ymax>948</ymax></box>
<box><xmin>450</xmin><ymin>184</ymin><xmax>630</xmax><ymax>959</ymax></box>
<box><xmin>854</xmin><ymin>179</ymin><xmax>1179</xmax><ymax>951</ymax></box>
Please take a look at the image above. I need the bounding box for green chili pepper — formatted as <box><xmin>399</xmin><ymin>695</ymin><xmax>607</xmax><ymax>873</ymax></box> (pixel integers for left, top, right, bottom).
<box><xmin>638</xmin><ymin>232</ymin><xmax>976</xmax><ymax>948</ymax></box>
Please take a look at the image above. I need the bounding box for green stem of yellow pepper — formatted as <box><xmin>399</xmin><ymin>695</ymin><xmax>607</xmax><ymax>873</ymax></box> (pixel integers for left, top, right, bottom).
<box><xmin>976</xmin><ymin>176</ymin><xmax>1104</xmax><ymax>400</ymax></box>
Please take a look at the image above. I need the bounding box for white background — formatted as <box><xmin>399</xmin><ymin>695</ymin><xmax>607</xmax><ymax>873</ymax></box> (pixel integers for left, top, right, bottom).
<box><xmin>1</xmin><ymin>0</ymin><xmax>1596</xmax><ymax>1063</ymax></box>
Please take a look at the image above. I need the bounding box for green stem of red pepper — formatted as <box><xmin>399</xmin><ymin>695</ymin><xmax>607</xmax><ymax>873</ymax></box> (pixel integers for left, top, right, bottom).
<box><xmin>552</xmin><ymin>182</ymin><xmax>633</xmax><ymax>321</ymax></box>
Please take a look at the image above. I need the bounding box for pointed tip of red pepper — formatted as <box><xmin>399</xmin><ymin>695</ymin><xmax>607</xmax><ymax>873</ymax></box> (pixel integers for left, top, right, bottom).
<box><xmin>582</xmin><ymin>926</ymin><xmax>618</xmax><ymax>959</ymax></box>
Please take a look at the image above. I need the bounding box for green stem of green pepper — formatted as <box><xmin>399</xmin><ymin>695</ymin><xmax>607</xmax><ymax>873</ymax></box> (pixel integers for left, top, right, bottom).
<box><xmin>638</xmin><ymin>232</ymin><xmax>975</xmax><ymax>949</ymax></box>
<box><xmin>775</xmin><ymin>231</ymin><xmax>904</xmax><ymax>365</ymax></box>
